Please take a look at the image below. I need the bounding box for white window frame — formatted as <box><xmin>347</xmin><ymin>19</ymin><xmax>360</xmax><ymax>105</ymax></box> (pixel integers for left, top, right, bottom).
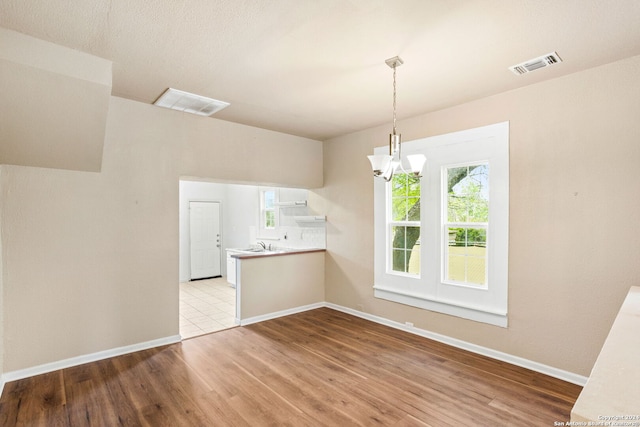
<box><xmin>372</xmin><ymin>122</ymin><xmax>509</xmax><ymax>327</ymax></box>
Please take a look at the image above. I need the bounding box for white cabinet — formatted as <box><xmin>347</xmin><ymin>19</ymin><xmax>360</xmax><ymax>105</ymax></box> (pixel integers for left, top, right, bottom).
<box><xmin>226</xmin><ymin>251</ymin><xmax>237</xmax><ymax>287</ymax></box>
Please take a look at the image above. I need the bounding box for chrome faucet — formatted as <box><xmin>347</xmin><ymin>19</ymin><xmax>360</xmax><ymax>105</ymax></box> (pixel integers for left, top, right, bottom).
<box><xmin>257</xmin><ymin>241</ymin><xmax>266</xmax><ymax>250</ymax></box>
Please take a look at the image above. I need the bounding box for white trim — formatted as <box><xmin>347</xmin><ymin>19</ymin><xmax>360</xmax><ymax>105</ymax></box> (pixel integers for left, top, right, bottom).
<box><xmin>374</xmin><ymin>285</ymin><xmax>508</xmax><ymax>327</ymax></box>
<box><xmin>324</xmin><ymin>302</ymin><xmax>587</xmax><ymax>386</ymax></box>
<box><xmin>0</xmin><ymin>302</ymin><xmax>587</xmax><ymax>393</ymax></box>
<box><xmin>2</xmin><ymin>335</ymin><xmax>181</xmax><ymax>384</ymax></box>
<box><xmin>239</xmin><ymin>302</ymin><xmax>325</xmax><ymax>326</ymax></box>
<box><xmin>237</xmin><ymin>300</ymin><xmax>584</xmax><ymax>386</ymax></box>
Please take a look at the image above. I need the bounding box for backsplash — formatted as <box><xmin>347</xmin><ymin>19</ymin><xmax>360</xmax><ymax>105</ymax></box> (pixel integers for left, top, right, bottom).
<box><xmin>250</xmin><ymin>223</ymin><xmax>326</xmax><ymax>250</ymax></box>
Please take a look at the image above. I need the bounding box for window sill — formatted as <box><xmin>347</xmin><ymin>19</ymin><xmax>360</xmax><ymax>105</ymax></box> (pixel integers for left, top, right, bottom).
<box><xmin>373</xmin><ymin>284</ymin><xmax>508</xmax><ymax>328</ymax></box>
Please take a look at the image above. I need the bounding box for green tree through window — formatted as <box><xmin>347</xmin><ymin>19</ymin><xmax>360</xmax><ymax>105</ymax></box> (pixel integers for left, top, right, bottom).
<box><xmin>390</xmin><ymin>173</ymin><xmax>421</xmax><ymax>274</ymax></box>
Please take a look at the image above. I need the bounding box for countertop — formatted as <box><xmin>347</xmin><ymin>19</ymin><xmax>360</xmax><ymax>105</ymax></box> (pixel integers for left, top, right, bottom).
<box><xmin>571</xmin><ymin>286</ymin><xmax>640</xmax><ymax>422</ymax></box>
<box><xmin>227</xmin><ymin>247</ymin><xmax>325</xmax><ymax>259</ymax></box>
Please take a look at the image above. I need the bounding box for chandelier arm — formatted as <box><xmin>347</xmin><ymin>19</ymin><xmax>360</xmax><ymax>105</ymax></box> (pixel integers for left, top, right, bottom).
<box><xmin>397</xmin><ymin>161</ymin><xmax>408</xmax><ymax>175</ymax></box>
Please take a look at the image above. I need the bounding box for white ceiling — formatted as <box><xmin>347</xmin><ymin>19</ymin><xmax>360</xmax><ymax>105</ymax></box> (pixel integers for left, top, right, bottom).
<box><xmin>2</xmin><ymin>0</ymin><xmax>640</xmax><ymax>140</ymax></box>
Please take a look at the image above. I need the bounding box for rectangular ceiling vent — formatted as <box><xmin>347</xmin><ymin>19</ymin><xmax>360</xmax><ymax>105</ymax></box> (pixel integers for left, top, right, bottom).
<box><xmin>509</xmin><ymin>52</ymin><xmax>562</xmax><ymax>76</ymax></box>
<box><xmin>153</xmin><ymin>88</ymin><xmax>230</xmax><ymax>116</ymax></box>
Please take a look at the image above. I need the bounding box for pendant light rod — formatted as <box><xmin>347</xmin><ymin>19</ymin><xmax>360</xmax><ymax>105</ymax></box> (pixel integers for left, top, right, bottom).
<box><xmin>386</xmin><ymin>56</ymin><xmax>403</xmax><ymax>157</ymax></box>
<box><xmin>385</xmin><ymin>56</ymin><xmax>403</xmax><ymax>137</ymax></box>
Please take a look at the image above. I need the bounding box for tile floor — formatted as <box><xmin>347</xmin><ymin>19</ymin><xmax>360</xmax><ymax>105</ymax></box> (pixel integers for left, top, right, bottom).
<box><xmin>179</xmin><ymin>277</ymin><xmax>237</xmax><ymax>339</ymax></box>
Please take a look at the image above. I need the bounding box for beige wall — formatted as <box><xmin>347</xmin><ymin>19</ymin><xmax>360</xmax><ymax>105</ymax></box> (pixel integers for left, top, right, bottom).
<box><xmin>238</xmin><ymin>252</ymin><xmax>325</xmax><ymax>320</ymax></box>
<box><xmin>0</xmin><ymin>98</ymin><xmax>182</xmax><ymax>372</ymax></box>
<box><xmin>181</xmin><ymin>118</ymin><xmax>322</xmax><ymax>189</ymax></box>
<box><xmin>0</xmin><ymin>29</ymin><xmax>111</xmax><ymax>172</ymax></box>
<box><xmin>316</xmin><ymin>54</ymin><xmax>640</xmax><ymax>377</ymax></box>
<box><xmin>0</xmin><ymin>96</ymin><xmax>322</xmax><ymax>373</ymax></box>
<box><xmin>0</xmin><ymin>173</ymin><xmax>4</xmax><ymax>376</ymax></box>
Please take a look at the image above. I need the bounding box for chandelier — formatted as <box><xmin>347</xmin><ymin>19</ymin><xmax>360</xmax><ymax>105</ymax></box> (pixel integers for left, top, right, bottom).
<box><xmin>368</xmin><ymin>56</ymin><xmax>426</xmax><ymax>181</ymax></box>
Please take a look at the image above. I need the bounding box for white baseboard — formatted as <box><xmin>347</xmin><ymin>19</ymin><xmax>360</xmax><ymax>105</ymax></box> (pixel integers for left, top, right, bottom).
<box><xmin>1</xmin><ymin>302</ymin><xmax>587</xmax><ymax>392</ymax></box>
<box><xmin>2</xmin><ymin>335</ymin><xmax>182</xmax><ymax>385</ymax></box>
<box><xmin>240</xmin><ymin>302</ymin><xmax>325</xmax><ymax>326</ymax></box>
<box><xmin>325</xmin><ymin>303</ymin><xmax>587</xmax><ymax>386</ymax></box>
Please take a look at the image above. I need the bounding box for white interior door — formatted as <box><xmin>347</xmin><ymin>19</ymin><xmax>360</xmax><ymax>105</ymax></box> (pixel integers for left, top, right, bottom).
<box><xmin>189</xmin><ymin>201</ymin><xmax>221</xmax><ymax>280</ymax></box>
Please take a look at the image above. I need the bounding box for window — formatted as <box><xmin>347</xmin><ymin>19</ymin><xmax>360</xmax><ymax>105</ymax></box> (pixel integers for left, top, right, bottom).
<box><xmin>389</xmin><ymin>173</ymin><xmax>421</xmax><ymax>276</ymax></box>
<box><xmin>372</xmin><ymin>122</ymin><xmax>509</xmax><ymax>327</ymax></box>
<box><xmin>444</xmin><ymin>163</ymin><xmax>489</xmax><ymax>287</ymax></box>
<box><xmin>261</xmin><ymin>189</ymin><xmax>278</xmax><ymax>229</ymax></box>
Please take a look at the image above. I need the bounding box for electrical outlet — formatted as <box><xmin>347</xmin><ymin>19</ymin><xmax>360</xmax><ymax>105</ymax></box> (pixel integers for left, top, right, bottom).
<box><xmin>405</xmin><ymin>322</ymin><xmax>414</xmax><ymax>328</ymax></box>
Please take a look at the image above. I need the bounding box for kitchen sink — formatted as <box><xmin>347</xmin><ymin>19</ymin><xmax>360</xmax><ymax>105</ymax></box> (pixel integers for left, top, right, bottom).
<box><xmin>229</xmin><ymin>247</ymin><xmax>305</xmax><ymax>255</ymax></box>
<box><xmin>233</xmin><ymin>247</ymin><xmax>278</xmax><ymax>254</ymax></box>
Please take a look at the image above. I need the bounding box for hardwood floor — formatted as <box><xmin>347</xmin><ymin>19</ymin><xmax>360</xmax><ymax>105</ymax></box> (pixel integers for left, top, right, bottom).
<box><xmin>0</xmin><ymin>308</ymin><xmax>581</xmax><ymax>426</ymax></box>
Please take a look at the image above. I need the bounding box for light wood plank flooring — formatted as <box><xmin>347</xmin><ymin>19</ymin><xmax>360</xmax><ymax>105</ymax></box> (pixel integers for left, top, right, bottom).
<box><xmin>0</xmin><ymin>308</ymin><xmax>581</xmax><ymax>426</ymax></box>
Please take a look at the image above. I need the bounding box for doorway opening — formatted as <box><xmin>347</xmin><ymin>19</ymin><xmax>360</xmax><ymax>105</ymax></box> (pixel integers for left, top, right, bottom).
<box><xmin>177</xmin><ymin>178</ymin><xmax>319</xmax><ymax>338</ymax></box>
<box><xmin>179</xmin><ymin>180</ymin><xmax>238</xmax><ymax>339</ymax></box>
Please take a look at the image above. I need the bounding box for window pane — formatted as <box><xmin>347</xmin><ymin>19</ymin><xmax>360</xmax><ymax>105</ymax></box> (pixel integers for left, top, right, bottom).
<box><xmin>391</xmin><ymin>174</ymin><xmax>420</xmax><ymax>222</ymax></box>
<box><xmin>392</xmin><ymin>197</ymin><xmax>406</xmax><ymax>221</ymax></box>
<box><xmin>449</xmin><ymin>227</ymin><xmax>465</xmax><ymax>247</ymax></box>
<box><xmin>392</xmin><ymin>249</ymin><xmax>407</xmax><ymax>273</ymax></box>
<box><xmin>447</xmin><ymin>255</ymin><xmax>465</xmax><ymax>282</ymax></box>
<box><xmin>446</xmin><ymin>226</ymin><xmax>486</xmax><ymax>286</ymax></box>
<box><xmin>407</xmin><ymin>242</ymin><xmax>421</xmax><ymax>275</ymax></box>
<box><xmin>391</xmin><ymin>226</ymin><xmax>406</xmax><ymax>249</ymax></box>
<box><xmin>447</xmin><ymin>166</ymin><xmax>468</xmax><ymax>195</ymax></box>
<box><xmin>408</xmin><ymin>177</ymin><xmax>420</xmax><ymax>195</ymax></box>
<box><xmin>392</xmin><ymin>174</ymin><xmax>407</xmax><ymax>196</ymax></box>
<box><xmin>265</xmin><ymin>211</ymin><xmax>275</xmax><ymax>228</ymax></box>
<box><xmin>391</xmin><ymin>226</ymin><xmax>420</xmax><ymax>275</ymax></box>
<box><xmin>407</xmin><ymin>197</ymin><xmax>420</xmax><ymax>221</ymax></box>
<box><xmin>264</xmin><ymin>190</ymin><xmax>275</xmax><ymax>209</ymax></box>
<box><xmin>447</xmin><ymin>164</ymin><xmax>489</xmax><ymax>223</ymax></box>
<box><xmin>469</xmin><ymin>228</ymin><xmax>486</xmax><ymax>247</ymax></box>
<box><xmin>466</xmin><ymin>227</ymin><xmax>486</xmax><ymax>285</ymax></box>
<box><xmin>467</xmin><ymin>255</ymin><xmax>486</xmax><ymax>285</ymax></box>
<box><xmin>392</xmin><ymin>197</ymin><xmax>420</xmax><ymax>222</ymax></box>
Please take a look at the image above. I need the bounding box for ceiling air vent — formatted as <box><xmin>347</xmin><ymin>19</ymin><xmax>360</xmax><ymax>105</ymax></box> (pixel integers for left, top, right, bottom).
<box><xmin>508</xmin><ymin>52</ymin><xmax>562</xmax><ymax>76</ymax></box>
<box><xmin>153</xmin><ymin>88</ymin><xmax>230</xmax><ymax>116</ymax></box>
